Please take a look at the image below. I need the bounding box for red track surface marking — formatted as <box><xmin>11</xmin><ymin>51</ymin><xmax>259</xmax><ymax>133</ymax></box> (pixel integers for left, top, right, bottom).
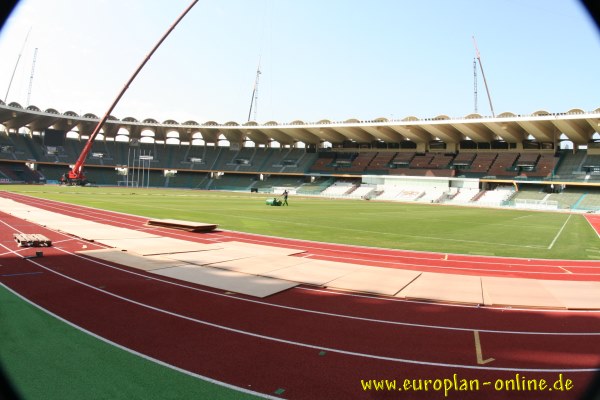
<box><xmin>2</xmin><ymin>192</ymin><xmax>600</xmax><ymax>399</ymax></box>
<box><xmin>3</xmin><ymin>191</ymin><xmax>600</xmax><ymax>281</ymax></box>
<box><xmin>585</xmin><ymin>214</ymin><xmax>600</xmax><ymax>239</ymax></box>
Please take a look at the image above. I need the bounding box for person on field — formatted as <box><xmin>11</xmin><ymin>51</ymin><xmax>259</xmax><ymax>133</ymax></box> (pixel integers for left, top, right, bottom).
<box><xmin>282</xmin><ymin>190</ymin><xmax>289</xmax><ymax>206</ymax></box>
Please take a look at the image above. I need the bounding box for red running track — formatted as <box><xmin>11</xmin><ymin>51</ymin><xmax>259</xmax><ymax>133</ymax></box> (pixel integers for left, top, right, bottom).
<box><xmin>2</xmin><ymin>191</ymin><xmax>600</xmax><ymax>281</ymax></box>
<box><xmin>585</xmin><ymin>214</ymin><xmax>600</xmax><ymax>240</ymax></box>
<box><xmin>1</xmin><ymin>192</ymin><xmax>600</xmax><ymax>399</ymax></box>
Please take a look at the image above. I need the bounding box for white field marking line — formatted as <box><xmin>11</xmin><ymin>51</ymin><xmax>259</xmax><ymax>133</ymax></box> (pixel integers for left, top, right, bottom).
<box><xmin>2</xmin><ymin>200</ymin><xmax>598</xmax><ymax>279</ymax></box>
<box><xmin>5</xmin><ymin>196</ymin><xmax>600</xmax><ymax>316</ymax></box>
<box><xmin>215</xmin><ymin>228</ymin><xmax>600</xmax><ymax>264</ymax></box>
<box><xmin>3</xmin><ymin>197</ymin><xmax>600</xmax><ymax>281</ymax></box>
<box><xmin>1</xmin><ymin>194</ymin><xmax>217</xmax><ymax>243</ymax></box>
<box><xmin>0</xmin><ymin>218</ymin><xmax>111</xmax><ymax>254</ymax></box>
<box><xmin>513</xmin><ymin>214</ymin><xmax>535</xmax><ymax>221</ymax></box>
<box><xmin>15</xmin><ymin>204</ymin><xmax>149</xmax><ymax>230</ymax></box>
<box><xmin>178</xmin><ymin>210</ymin><xmax>550</xmax><ymax>250</ymax></box>
<box><xmin>0</xmin><ymin>200</ymin><xmax>204</xmax><ymax>247</ymax></box>
<box><xmin>2</xmin><ymin>246</ymin><xmax>599</xmax><ymax>373</ymax></box>
<box><xmin>2</xmin><ymin>197</ymin><xmax>529</xmax><ymax>268</ymax></box>
<box><xmin>300</xmin><ymin>253</ymin><xmax>600</xmax><ymax>277</ymax></box>
<box><xmin>0</xmin><ymin>192</ymin><xmax>149</xmax><ymax>225</ymax></box>
<box><xmin>0</xmin><ymin>248</ymin><xmax>30</xmax><ymax>256</ymax></box>
<box><xmin>5</xmin><ymin>195</ymin><xmax>600</xmax><ymax>274</ymax></box>
<box><xmin>50</xmin><ymin>238</ymin><xmax>79</xmax><ymax>245</ymax></box>
<box><xmin>548</xmin><ymin>214</ymin><xmax>573</xmax><ymax>250</ymax></box>
<box><xmin>0</xmin><ymin>197</ymin><xmax>226</xmax><ymax>252</ymax></box>
<box><xmin>12</xmin><ymin>193</ymin><xmax>547</xmax><ymax>250</ymax></box>
<box><xmin>3</xmin><ymin>198</ymin><xmax>600</xmax><ymax>276</ymax></box>
<box><xmin>330</xmin><ymin>211</ymin><xmax>549</xmax><ymax>231</ymax></box>
<box><xmin>583</xmin><ymin>214</ymin><xmax>600</xmax><ymax>240</ymax></box>
<box><xmin>214</xmin><ymin>232</ymin><xmax>600</xmax><ymax>272</ymax></box>
<box><xmin>6</xmin><ymin>192</ymin><xmax>600</xmax><ymax>264</ymax></box>
<box><xmin>3</xmin><ymin>212</ymin><xmax>594</xmax><ymax>319</ymax></box>
<box><xmin>6</xmin><ymin>210</ymin><xmax>595</xmax><ymax>317</ymax></box>
<box><xmin>0</xmin><ymin>283</ymin><xmax>280</xmax><ymax>400</ymax></box>
<box><xmin>0</xmin><ymin>221</ymin><xmax>47</xmax><ymax>257</ymax></box>
<box><xmin>0</xmin><ymin>220</ymin><xmax>26</xmax><ymax>257</ymax></box>
<box><xmin>13</xmin><ymin>240</ymin><xmax>600</xmax><ymax>336</ymax></box>
<box><xmin>296</xmin><ymin>286</ymin><xmax>600</xmax><ymax>316</ymax></box>
<box><xmin>558</xmin><ymin>266</ymin><xmax>573</xmax><ymax>274</ymax></box>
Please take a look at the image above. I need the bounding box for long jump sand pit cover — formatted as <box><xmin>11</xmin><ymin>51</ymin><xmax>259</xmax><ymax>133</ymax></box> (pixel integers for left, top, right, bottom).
<box><xmin>262</xmin><ymin>259</ymin><xmax>363</xmax><ymax>286</ymax></box>
<box><xmin>481</xmin><ymin>276</ymin><xmax>565</xmax><ymax>309</ymax></box>
<box><xmin>327</xmin><ymin>266</ymin><xmax>422</xmax><ymax>296</ymax></box>
<box><xmin>77</xmin><ymin>249</ymin><xmax>188</xmax><ymax>271</ymax></box>
<box><xmin>208</xmin><ymin>254</ymin><xmax>312</xmax><ymax>275</ymax></box>
<box><xmin>97</xmin><ymin>237</ymin><xmax>222</xmax><ymax>256</ymax></box>
<box><xmin>152</xmin><ymin>265</ymin><xmax>298</xmax><ymax>298</ymax></box>
<box><xmin>397</xmin><ymin>272</ymin><xmax>482</xmax><ymax>305</ymax></box>
<box><xmin>163</xmin><ymin>241</ymin><xmax>306</xmax><ymax>267</ymax></box>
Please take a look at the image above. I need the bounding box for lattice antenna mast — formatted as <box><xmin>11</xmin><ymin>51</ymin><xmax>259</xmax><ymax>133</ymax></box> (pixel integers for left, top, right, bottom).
<box><xmin>27</xmin><ymin>48</ymin><xmax>38</xmax><ymax>106</ymax></box>
<box><xmin>247</xmin><ymin>59</ymin><xmax>262</xmax><ymax>122</ymax></box>
<box><xmin>472</xmin><ymin>36</ymin><xmax>495</xmax><ymax>117</ymax></box>
<box><xmin>473</xmin><ymin>57</ymin><xmax>478</xmax><ymax>114</ymax></box>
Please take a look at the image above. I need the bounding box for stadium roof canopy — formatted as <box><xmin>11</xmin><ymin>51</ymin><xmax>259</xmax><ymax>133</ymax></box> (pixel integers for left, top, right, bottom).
<box><xmin>0</xmin><ymin>101</ymin><xmax>598</xmax><ymax>151</ymax></box>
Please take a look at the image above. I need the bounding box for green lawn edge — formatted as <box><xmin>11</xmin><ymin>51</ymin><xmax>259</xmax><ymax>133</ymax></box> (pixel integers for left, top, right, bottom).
<box><xmin>0</xmin><ymin>284</ymin><xmax>264</xmax><ymax>400</ymax></box>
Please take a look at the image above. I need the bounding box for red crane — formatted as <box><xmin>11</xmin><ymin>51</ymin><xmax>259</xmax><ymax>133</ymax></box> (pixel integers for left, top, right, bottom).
<box><xmin>63</xmin><ymin>0</ymin><xmax>198</xmax><ymax>185</ymax></box>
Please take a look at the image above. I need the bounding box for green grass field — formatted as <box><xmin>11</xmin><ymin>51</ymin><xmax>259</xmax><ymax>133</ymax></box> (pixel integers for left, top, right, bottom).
<box><xmin>2</xmin><ymin>185</ymin><xmax>599</xmax><ymax>260</ymax></box>
<box><xmin>1</xmin><ymin>184</ymin><xmax>599</xmax><ymax>399</ymax></box>
<box><xmin>0</xmin><ymin>284</ymin><xmax>261</xmax><ymax>400</ymax></box>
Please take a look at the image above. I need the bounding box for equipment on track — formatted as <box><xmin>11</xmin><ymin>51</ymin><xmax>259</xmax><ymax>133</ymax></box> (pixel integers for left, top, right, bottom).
<box><xmin>266</xmin><ymin>198</ymin><xmax>282</xmax><ymax>206</ymax></box>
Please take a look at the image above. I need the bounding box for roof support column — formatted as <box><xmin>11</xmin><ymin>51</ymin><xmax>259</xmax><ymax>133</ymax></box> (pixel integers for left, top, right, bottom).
<box><xmin>446</xmin><ymin>143</ymin><xmax>458</xmax><ymax>153</ymax></box>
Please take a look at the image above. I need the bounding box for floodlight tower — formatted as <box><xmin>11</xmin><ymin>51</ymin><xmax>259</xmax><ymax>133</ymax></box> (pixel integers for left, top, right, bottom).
<box><xmin>473</xmin><ymin>57</ymin><xmax>478</xmax><ymax>114</ymax></box>
<box><xmin>27</xmin><ymin>48</ymin><xmax>38</xmax><ymax>106</ymax></box>
<box><xmin>247</xmin><ymin>60</ymin><xmax>261</xmax><ymax>122</ymax></box>
<box><xmin>472</xmin><ymin>36</ymin><xmax>495</xmax><ymax>117</ymax></box>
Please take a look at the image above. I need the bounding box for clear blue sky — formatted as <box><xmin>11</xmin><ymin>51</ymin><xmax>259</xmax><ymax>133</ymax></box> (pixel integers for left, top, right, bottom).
<box><xmin>1</xmin><ymin>0</ymin><xmax>599</xmax><ymax>124</ymax></box>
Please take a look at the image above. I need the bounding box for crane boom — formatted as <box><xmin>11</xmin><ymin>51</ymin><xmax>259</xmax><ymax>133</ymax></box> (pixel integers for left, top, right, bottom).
<box><xmin>65</xmin><ymin>0</ymin><xmax>198</xmax><ymax>185</ymax></box>
<box><xmin>472</xmin><ymin>36</ymin><xmax>495</xmax><ymax>118</ymax></box>
<box><xmin>4</xmin><ymin>27</ymin><xmax>31</xmax><ymax>103</ymax></box>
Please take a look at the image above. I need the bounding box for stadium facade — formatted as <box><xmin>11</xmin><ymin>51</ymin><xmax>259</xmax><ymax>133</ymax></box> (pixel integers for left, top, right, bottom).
<box><xmin>1</xmin><ymin>100</ymin><xmax>600</xmax><ymax>210</ymax></box>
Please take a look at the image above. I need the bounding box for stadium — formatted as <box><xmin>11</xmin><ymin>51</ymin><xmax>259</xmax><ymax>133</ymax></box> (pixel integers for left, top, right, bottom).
<box><xmin>2</xmin><ymin>1</ymin><xmax>600</xmax><ymax>400</ymax></box>
<box><xmin>2</xmin><ymin>103</ymin><xmax>600</xmax><ymax>206</ymax></box>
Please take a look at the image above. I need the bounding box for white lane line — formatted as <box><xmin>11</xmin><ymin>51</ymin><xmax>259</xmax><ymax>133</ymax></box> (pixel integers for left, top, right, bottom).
<box><xmin>295</xmin><ymin>286</ymin><xmax>600</xmax><ymax>314</ymax></box>
<box><xmin>2</xmin><ymin>244</ymin><xmax>598</xmax><ymax>373</ymax></box>
<box><xmin>558</xmin><ymin>266</ymin><xmax>573</xmax><ymax>274</ymax></box>
<box><xmin>584</xmin><ymin>214</ymin><xmax>600</xmax><ymax>240</ymax></box>
<box><xmin>548</xmin><ymin>214</ymin><xmax>572</xmax><ymax>250</ymax></box>
<box><xmin>0</xmin><ymin>283</ymin><xmax>280</xmax><ymax>400</ymax></box>
<box><xmin>298</xmin><ymin>252</ymin><xmax>600</xmax><ymax>277</ymax></box>
<box><xmin>1</xmin><ymin>210</ymin><xmax>600</xmax><ymax>324</ymax></box>
<box><xmin>1</xmin><ymin>224</ymin><xmax>598</xmax><ymax>337</ymax></box>
<box><xmin>61</xmin><ymin>249</ymin><xmax>600</xmax><ymax>335</ymax></box>
<box><xmin>3</xmin><ymin>194</ymin><xmax>600</xmax><ymax>313</ymax></box>
<box><xmin>215</xmin><ymin>232</ymin><xmax>600</xmax><ymax>269</ymax></box>
<box><xmin>5</xmin><ymin>191</ymin><xmax>600</xmax><ymax>265</ymax></box>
